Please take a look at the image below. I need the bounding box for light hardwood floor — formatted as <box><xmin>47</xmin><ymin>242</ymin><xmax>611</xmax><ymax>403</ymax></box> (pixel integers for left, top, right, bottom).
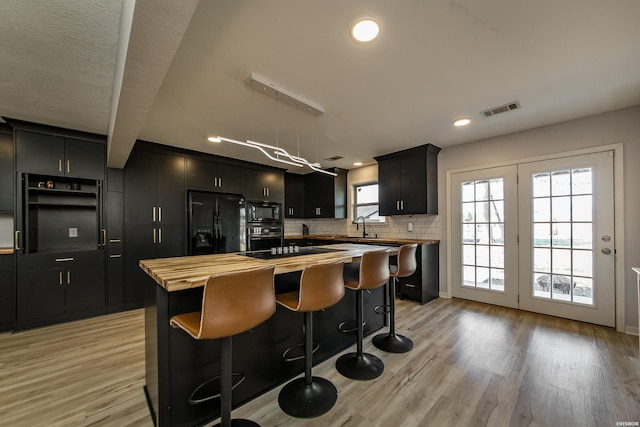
<box><xmin>1</xmin><ymin>298</ymin><xmax>638</xmax><ymax>427</ymax></box>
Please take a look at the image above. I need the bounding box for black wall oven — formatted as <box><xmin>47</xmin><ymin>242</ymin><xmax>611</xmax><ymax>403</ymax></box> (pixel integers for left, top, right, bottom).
<box><xmin>246</xmin><ymin>201</ymin><xmax>283</xmax><ymax>251</ymax></box>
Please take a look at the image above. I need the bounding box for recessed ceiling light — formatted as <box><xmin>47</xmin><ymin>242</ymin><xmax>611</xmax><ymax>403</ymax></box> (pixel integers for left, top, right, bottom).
<box><xmin>453</xmin><ymin>117</ymin><xmax>471</xmax><ymax>127</ymax></box>
<box><xmin>353</xmin><ymin>162</ymin><xmax>363</xmax><ymax>166</ymax></box>
<box><xmin>352</xmin><ymin>18</ymin><xmax>380</xmax><ymax>42</ymax></box>
<box><xmin>208</xmin><ymin>136</ymin><xmax>222</xmax><ymax>143</ymax></box>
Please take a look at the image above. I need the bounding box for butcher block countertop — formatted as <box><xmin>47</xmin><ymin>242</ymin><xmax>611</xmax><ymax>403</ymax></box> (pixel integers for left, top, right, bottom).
<box><xmin>0</xmin><ymin>248</ymin><xmax>13</xmax><ymax>255</ymax></box>
<box><xmin>140</xmin><ymin>243</ymin><xmax>398</xmax><ymax>292</ymax></box>
<box><xmin>285</xmin><ymin>234</ymin><xmax>439</xmax><ymax>245</ymax></box>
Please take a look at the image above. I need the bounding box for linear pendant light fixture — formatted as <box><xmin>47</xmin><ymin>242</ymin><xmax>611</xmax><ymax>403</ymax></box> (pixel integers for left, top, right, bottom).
<box><xmin>210</xmin><ymin>73</ymin><xmax>337</xmax><ymax>176</ymax></box>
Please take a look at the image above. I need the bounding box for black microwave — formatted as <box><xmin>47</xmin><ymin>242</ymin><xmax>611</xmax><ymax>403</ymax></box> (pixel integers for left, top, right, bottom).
<box><xmin>248</xmin><ymin>201</ymin><xmax>282</xmax><ymax>223</ymax></box>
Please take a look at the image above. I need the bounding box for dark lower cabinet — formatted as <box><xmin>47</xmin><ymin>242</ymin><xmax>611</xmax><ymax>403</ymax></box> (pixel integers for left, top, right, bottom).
<box><xmin>107</xmin><ymin>250</ymin><xmax>124</xmax><ymax>312</ymax></box>
<box><xmin>396</xmin><ymin>242</ymin><xmax>439</xmax><ymax>304</ymax></box>
<box><xmin>0</xmin><ymin>255</ymin><xmax>15</xmax><ymax>331</ymax></box>
<box><xmin>15</xmin><ymin>250</ymin><xmax>105</xmax><ymax>330</ymax></box>
<box><xmin>145</xmin><ymin>273</ymin><xmax>385</xmax><ymax>427</ymax></box>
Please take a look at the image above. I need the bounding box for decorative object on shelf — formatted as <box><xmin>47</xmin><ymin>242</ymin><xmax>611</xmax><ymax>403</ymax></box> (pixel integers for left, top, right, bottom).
<box><xmin>209</xmin><ymin>73</ymin><xmax>337</xmax><ymax>176</ymax></box>
<box><xmin>45</xmin><ymin>180</ymin><xmax>54</xmax><ymax>189</ymax></box>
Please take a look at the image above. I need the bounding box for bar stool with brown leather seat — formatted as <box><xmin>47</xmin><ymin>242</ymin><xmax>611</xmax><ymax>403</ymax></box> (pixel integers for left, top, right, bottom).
<box><xmin>276</xmin><ymin>260</ymin><xmax>345</xmax><ymax>418</ymax></box>
<box><xmin>335</xmin><ymin>249</ymin><xmax>390</xmax><ymax>380</ymax></box>
<box><xmin>373</xmin><ymin>243</ymin><xmax>417</xmax><ymax>353</ymax></box>
<box><xmin>170</xmin><ymin>265</ymin><xmax>276</xmax><ymax>427</ymax></box>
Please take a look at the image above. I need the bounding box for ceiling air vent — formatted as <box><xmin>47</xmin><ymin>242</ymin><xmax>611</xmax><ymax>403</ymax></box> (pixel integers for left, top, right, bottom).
<box><xmin>481</xmin><ymin>101</ymin><xmax>521</xmax><ymax>118</ymax></box>
<box><xmin>324</xmin><ymin>155</ymin><xmax>343</xmax><ymax>161</ymax></box>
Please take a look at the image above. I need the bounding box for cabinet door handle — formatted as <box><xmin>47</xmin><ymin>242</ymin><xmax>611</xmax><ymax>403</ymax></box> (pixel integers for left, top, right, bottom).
<box><xmin>152</xmin><ymin>206</ymin><xmax>156</xmax><ymax>222</ymax></box>
<box><xmin>109</xmin><ymin>254</ymin><xmax>122</xmax><ymax>258</ymax></box>
<box><xmin>59</xmin><ymin>271</ymin><xmax>63</xmax><ymax>285</ymax></box>
<box><xmin>405</xmin><ymin>283</ymin><xmax>416</xmax><ymax>288</ymax></box>
<box><xmin>400</xmin><ymin>200</ymin><xmax>404</xmax><ymax>210</ymax></box>
<box><xmin>67</xmin><ymin>160</ymin><xmax>71</xmax><ymax>173</ymax></box>
<box><xmin>218</xmin><ymin>178</ymin><xmax>222</xmax><ymax>187</ymax></box>
<box><xmin>67</xmin><ymin>271</ymin><xmax>71</xmax><ymax>285</ymax></box>
<box><xmin>101</xmin><ymin>229</ymin><xmax>107</xmax><ymax>247</ymax></box>
<box><xmin>158</xmin><ymin>207</ymin><xmax>162</xmax><ymax>222</ymax></box>
<box><xmin>14</xmin><ymin>230</ymin><xmax>20</xmax><ymax>250</ymax></box>
<box><xmin>109</xmin><ymin>239</ymin><xmax>121</xmax><ymax>243</ymax></box>
<box><xmin>158</xmin><ymin>228</ymin><xmax>162</xmax><ymax>244</ymax></box>
<box><xmin>58</xmin><ymin>159</ymin><xmax>63</xmax><ymax>172</ymax></box>
<box><xmin>266</xmin><ymin>188</ymin><xmax>269</xmax><ymax>197</ymax></box>
<box><xmin>396</xmin><ymin>201</ymin><xmax>400</xmax><ymax>210</ymax></box>
<box><xmin>55</xmin><ymin>257</ymin><xmax>74</xmax><ymax>262</ymax></box>
<box><xmin>153</xmin><ymin>228</ymin><xmax>157</xmax><ymax>244</ymax></box>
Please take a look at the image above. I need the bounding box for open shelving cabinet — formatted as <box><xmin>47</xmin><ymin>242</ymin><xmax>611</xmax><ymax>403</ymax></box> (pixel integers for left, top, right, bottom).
<box><xmin>21</xmin><ymin>173</ymin><xmax>102</xmax><ymax>254</ymax></box>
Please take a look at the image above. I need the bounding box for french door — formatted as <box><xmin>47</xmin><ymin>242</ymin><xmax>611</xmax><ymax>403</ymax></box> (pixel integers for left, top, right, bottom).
<box><xmin>451</xmin><ymin>151</ymin><xmax>615</xmax><ymax>327</ymax></box>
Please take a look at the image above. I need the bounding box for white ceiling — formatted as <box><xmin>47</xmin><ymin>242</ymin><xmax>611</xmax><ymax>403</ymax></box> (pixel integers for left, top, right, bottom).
<box><xmin>1</xmin><ymin>0</ymin><xmax>639</xmax><ymax>172</ymax></box>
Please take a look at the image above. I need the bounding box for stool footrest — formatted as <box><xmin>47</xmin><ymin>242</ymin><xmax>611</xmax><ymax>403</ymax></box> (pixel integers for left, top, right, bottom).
<box><xmin>188</xmin><ymin>372</ymin><xmax>245</xmax><ymax>405</ymax></box>
<box><xmin>282</xmin><ymin>342</ymin><xmax>320</xmax><ymax>362</ymax></box>
<box><xmin>337</xmin><ymin>319</ymin><xmax>366</xmax><ymax>333</ymax></box>
<box><xmin>373</xmin><ymin>304</ymin><xmax>391</xmax><ymax>315</ymax></box>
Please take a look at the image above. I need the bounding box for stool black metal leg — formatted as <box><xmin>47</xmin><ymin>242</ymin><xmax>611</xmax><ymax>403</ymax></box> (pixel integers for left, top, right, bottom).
<box><xmin>278</xmin><ymin>312</ymin><xmax>338</xmax><ymax>418</ymax></box>
<box><xmin>372</xmin><ymin>278</ymin><xmax>414</xmax><ymax>353</ymax></box>
<box><xmin>336</xmin><ymin>290</ymin><xmax>384</xmax><ymax>380</ymax></box>
<box><xmin>214</xmin><ymin>336</ymin><xmax>260</xmax><ymax>427</ymax></box>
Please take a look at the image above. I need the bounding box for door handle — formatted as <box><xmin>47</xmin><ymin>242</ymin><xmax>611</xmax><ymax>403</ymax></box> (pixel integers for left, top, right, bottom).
<box><xmin>101</xmin><ymin>229</ymin><xmax>107</xmax><ymax>247</ymax></box>
<box><xmin>152</xmin><ymin>206</ymin><xmax>156</xmax><ymax>222</ymax></box>
<box><xmin>59</xmin><ymin>271</ymin><xmax>63</xmax><ymax>285</ymax></box>
<box><xmin>67</xmin><ymin>270</ymin><xmax>71</xmax><ymax>285</ymax></box>
<box><xmin>14</xmin><ymin>230</ymin><xmax>20</xmax><ymax>250</ymax></box>
<box><xmin>67</xmin><ymin>160</ymin><xmax>71</xmax><ymax>173</ymax></box>
<box><xmin>58</xmin><ymin>159</ymin><xmax>63</xmax><ymax>172</ymax></box>
<box><xmin>158</xmin><ymin>207</ymin><xmax>162</xmax><ymax>222</ymax></box>
<box><xmin>153</xmin><ymin>228</ymin><xmax>157</xmax><ymax>244</ymax></box>
<box><xmin>55</xmin><ymin>257</ymin><xmax>74</xmax><ymax>262</ymax></box>
<box><xmin>158</xmin><ymin>228</ymin><xmax>162</xmax><ymax>244</ymax></box>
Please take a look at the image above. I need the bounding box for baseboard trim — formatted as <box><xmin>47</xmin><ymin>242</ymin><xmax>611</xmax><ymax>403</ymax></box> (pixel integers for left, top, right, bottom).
<box><xmin>625</xmin><ymin>326</ymin><xmax>639</xmax><ymax>336</ymax></box>
<box><xmin>439</xmin><ymin>291</ymin><xmax>450</xmax><ymax>299</ymax></box>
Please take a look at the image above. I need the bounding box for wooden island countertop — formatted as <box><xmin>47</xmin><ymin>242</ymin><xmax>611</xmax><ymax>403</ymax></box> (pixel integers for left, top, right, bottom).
<box><xmin>140</xmin><ymin>243</ymin><xmax>397</xmax><ymax>292</ymax></box>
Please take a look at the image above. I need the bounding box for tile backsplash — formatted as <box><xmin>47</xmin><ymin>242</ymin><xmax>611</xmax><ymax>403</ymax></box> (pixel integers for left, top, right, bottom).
<box><xmin>285</xmin><ymin>215</ymin><xmax>440</xmax><ymax>241</ymax></box>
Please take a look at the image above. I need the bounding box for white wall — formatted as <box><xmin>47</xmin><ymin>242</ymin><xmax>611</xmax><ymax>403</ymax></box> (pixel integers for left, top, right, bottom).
<box><xmin>439</xmin><ymin>105</ymin><xmax>640</xmax><ymax>330</ymax></box>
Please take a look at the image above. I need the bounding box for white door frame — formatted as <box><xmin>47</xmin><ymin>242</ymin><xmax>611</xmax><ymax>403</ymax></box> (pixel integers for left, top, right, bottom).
<box><xmin>446</xmin><ymin>143</ymin><xmax>625</xmax><ymax>332</ymax></box>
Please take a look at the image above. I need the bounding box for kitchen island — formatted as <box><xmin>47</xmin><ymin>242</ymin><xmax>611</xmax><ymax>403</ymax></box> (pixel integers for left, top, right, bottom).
<box><xmin>140</xmin><ymin>243</ymin><xmax>397</xmax><ymax>427</ymax></box>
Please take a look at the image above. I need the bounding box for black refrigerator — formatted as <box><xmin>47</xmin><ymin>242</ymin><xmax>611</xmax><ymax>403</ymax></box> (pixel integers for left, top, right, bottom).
<box><xmin>188</xmin><ymin>191</ymin><xmax>246</xmax><ymax>255</ymax></box>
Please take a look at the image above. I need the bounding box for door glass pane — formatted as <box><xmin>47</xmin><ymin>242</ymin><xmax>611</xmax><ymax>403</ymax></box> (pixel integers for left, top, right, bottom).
<box><xmin>460</xmin><ymin>178</ymin><xmax>505</xmax><ymax>292</ymax></box>
<box><xmin>531</xmin><ymin>167</ymin><xmax>594</xmax><ymax>305</ymax></box>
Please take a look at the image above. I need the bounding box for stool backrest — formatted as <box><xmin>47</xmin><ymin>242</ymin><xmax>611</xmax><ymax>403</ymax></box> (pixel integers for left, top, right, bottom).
<box><xmin>297</xmin><ymin>260</ymin><xmax>345</xmax><ymax>312</ymax></box>
<box><xmin>394</xmin><ymin>244</ymin><xmax>418</xmax><ymax>278</ymax></box>
<box><xmin>199</xmin><ymin>265</ymin><xmax>276</xmax><ymax>339</ymax></box>
<box><xmin>358</xmin><ymin>249</ymin><xmax>390</xmax><ymax>290</ymax></box>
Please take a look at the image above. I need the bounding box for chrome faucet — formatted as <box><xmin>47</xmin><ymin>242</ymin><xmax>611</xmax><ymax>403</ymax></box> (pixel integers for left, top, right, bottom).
<box><xmin>355</xmin><ymin>216</ymin><xmax>368</xmax><ymax>238</ymax></box>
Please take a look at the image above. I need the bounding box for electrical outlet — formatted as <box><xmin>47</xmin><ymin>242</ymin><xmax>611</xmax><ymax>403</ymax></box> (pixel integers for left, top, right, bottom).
<box><xmin>407</xmin><ymin>222</ymin><xmax>413</xmax><ymax>232</ymax></box>
<box><xmin>69</xmin><ymin>228</ymin><xmax>78</xmax><ymax>238</ymax></box>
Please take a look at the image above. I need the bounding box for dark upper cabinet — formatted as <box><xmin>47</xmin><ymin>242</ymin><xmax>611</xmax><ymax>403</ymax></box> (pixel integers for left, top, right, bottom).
<box><xmin>284</xmin><ymin>173</ymin><xmax>305</xmax><ymax>218</ymax></box>
<box><xmin>245</xmin><ymin>168</ymin><xmax>284</xmax><ymax>202</ymax></box>
<box><xmin>0</xmin><ymin>130</ymin><xmax>13</xmax><ymax>211</ymax></box>
<box><xmin>123</xmin><ymin>148</ymin><xmax>186</xmax><ymax>309</ymax></box>
<box><xmin>16</xmin><ymin>130</ymin><xmax>105</xmax><ymax>180</ymax></box>
<box><xmin>375</xmin><ymin>144</ymin><xmax>440</xmax><ymax>216</ymax></box>
<box><xmin>187</xmin><ymin>158</ymin><xmax>244</xmax><ymax>195</ymax></box>
<box><xmin>304</xmin><ymin>168</ymin><xmax>347</xmax><ymax>219</ymax></box>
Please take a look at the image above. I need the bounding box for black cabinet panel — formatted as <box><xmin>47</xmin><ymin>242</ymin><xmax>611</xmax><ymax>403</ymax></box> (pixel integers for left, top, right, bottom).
<box><xmin>0</xmin><ymin>255</ymin><xmax>14</xmax><ymax>331</ymax></box>
<box><xmin>303</xmin><ymin>168</ymin><xmax>347</xmax><ymax>218</ymax></box>
<box><xmin>65</xmin><ymin>261</ymin><xmax>105</xmax><ymax>312</ymax></box>
<box><xmin>17</xmin><ymin>268</ymin><xmax>66</xmax><ymax>321</ymax></box>
<box><xmin>0</xmin><ymin>131</ymin><xmax>14</xmax><ymax>211</ymax></box>
<box><xmin>16</xmin><ymin>131</ymin><xmax>65</xmax><ymax>176</ymax></box>
<box><xmin>124</xmin><ymin>225</ymin><xmax>156</xmax><ymax>308</ymax></box>
<box><xmin>64</xmin><ymin>138</ymin><xmax>105</xmax><ymax>180</ymax></box>
<box><xmin>16</xmin><ymin>130</ymin><xmax>105</xmax><ymax>180</ymax></box>
<box><xmin>245</xmin><ymin>168</ymin><xmax>284</xmax><ymax>202</ymax></box>
<box><xmin>107</xmin><ymin>168</ymin><xmax>123</xmax><ymax>192</ymax></box>
<box><xmin>123</xmin><ymin>149</ymin><xmax>186</xmax><ymax>309</ymax></box>
<box><xmin>284</xmin><ymin>173</ymin><xmax>304</xmax><ymax>218</ymax></box>
<box><xmin>186</xmin><ymin>158</ymin><xmax>244</xmax><ymax>195</ymax></box>
<box><xmin>124</xmin><ymin>151</ymin><xmax>156</xmax><ymax>225</ymax></box>
<box><xmin>107</xmin><ymin>252</ymin><xmax>124</xmax><ymax>312</ymax></box>
<box><xmin>375</xmin><ymin>144</ymin><xmax>440</xmax><ymax>216</ymax></box>
<box><xmin>107</xmin><ymin>192</ymin><xmax>123</xmax><ymax>242</ymax></box>
<box><xmin>156</xmin><ymin>154</ymin><xmax>186</xmax><ymax>227</ymax></box>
